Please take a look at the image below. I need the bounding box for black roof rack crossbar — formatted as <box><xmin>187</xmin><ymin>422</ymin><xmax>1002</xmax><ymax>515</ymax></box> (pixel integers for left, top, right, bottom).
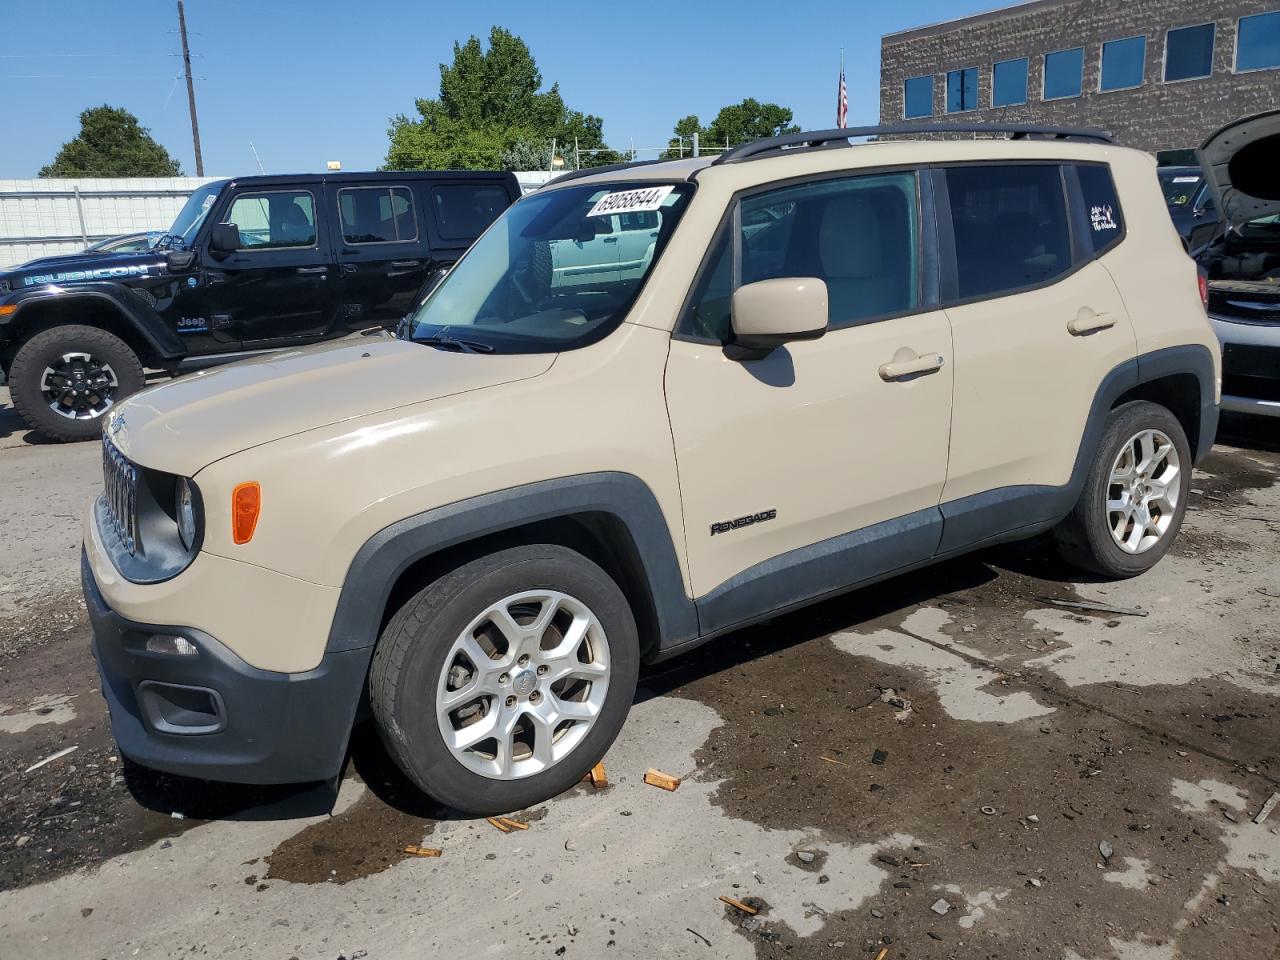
<box><xmin>544</xmin><ymin>158</ymin><xmax>671</xmax><ymax>186</ymax></box>
<box><xmin>712</xmin><ymin>123</ymin><xmax>1114</xmax><ymax>165</ymax></box>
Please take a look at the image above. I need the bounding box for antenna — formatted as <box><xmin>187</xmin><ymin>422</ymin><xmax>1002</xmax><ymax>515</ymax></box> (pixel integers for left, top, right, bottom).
<box><xmin>176</xmin><ymin>1</ymin><xmax>204</xmax><ymax>176</ymax></box>
<box><xmin>249</xmin><ymin>141</ymin><xmax>265</xmax><ymax>174</ymax></box>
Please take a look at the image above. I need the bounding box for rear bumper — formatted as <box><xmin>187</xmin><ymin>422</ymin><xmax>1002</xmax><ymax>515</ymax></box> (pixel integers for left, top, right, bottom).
<box><xmin>1209</xmin><ymin>314</ymin><xmax>1280</xmax><ymax>418</ymax></box>
<box><xmin>84</xmin><ymin>551</ymin><xmax>371</xmax><ymax>784</ymax></box>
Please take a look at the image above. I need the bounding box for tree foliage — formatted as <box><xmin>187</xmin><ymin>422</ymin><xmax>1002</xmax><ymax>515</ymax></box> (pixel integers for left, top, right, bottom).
<box><xmin>386</xmin><ymin>27</ymin><xmax>618</xmax><ymax>170</ymax></box>
<box><xmin>662</xmin><ymin>99</ymin><xmax>800</xmax><ymax>158</ymax></box>
<box><xmin>40</xmin><ymin>105</ymin><xmax>182</xmax><ymax>178</ymax></box>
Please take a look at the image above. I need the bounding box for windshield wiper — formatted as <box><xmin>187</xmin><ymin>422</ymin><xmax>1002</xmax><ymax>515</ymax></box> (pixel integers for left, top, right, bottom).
<box><xmin>415</xmin><ymin>333</ymin><xmax>495</xmax><ymax>354</ymax></box>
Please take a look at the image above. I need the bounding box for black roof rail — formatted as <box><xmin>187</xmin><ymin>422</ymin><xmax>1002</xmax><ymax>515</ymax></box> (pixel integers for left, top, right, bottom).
<box><xmin>543</xmin><ymin>158</ymin><xmax>671</xmax><ymax>186</ymax></box>
<box><xmin>712</xmin><ymin>123</ymin><xmax>1115</xmax><ymax>165</ymax></box>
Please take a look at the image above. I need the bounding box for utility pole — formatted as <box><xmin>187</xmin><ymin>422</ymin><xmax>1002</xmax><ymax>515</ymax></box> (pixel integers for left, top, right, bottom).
<box><xmin>177</xmin><ymin>0</ymin><xmax>204</xmax><ymax>176</ymax></box>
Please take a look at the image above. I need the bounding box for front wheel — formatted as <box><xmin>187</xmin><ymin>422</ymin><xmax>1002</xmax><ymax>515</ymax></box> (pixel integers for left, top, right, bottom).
<box><xmin>1054</xmin><ymin>400</ymin><xmax>1192</xmax><ymax>578</ymax></box>
<box><xmin>369</xmin><ymin>544</ymin><xmax>639</xmax><ymax>815</ymax></box>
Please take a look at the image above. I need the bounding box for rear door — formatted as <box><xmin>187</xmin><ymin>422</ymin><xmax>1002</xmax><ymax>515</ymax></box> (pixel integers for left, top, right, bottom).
<box><xmin>616</xmin><ymin>210</ymin><xmax>660</xmax><ymax>280</ymax></box>
<box><xmin>202</xmin><ymin>185</ymin><xmax>337</xmax><ymax>347</ymax></box>
<box><xmin>331</xmin><ymin>181</ymin><xmax>430</xmax><ymax>330</ymax></box>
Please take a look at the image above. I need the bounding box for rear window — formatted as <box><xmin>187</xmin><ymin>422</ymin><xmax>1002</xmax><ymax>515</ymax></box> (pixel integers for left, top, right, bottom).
<box><xmin>945</xmin><ymin>164</ymin><xmax>1072</xmax><ymax>301</ymax></box>
<box><xmin>1075</xmin><ymin>164</ymin><xmax>1124</xmax><ymax>254</ymax></box>
<box><xmin>338</xmin><ymin>186</ymin><xmax>417</xmax><ymax>244</ymax></box>
<box><xmin>431</xmin><ymin>184</ymin><xmax>510</xmax><ymax>241</ymax></box>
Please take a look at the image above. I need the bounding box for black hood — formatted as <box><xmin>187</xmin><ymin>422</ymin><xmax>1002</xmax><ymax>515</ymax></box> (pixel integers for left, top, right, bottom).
<box><xmin>0</xmin><ymin>249</ymin><xmax>168</xmax><ymax>293</ymax></box>
<box><xmin>1197</xmin><ymin>110</ymin><xmax>1280</xmax><ymax>231</ymax></box>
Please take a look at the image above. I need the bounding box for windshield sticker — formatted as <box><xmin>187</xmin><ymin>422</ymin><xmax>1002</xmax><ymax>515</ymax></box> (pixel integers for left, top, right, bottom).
<box><xmin>1172</xmin><ymin>176</ymin><xmax>1200</xmax><ymax>183</ymax></box>
<box><xmin>587</xmin><ymin>185</ymin><xmax>674</xmax><ymax>219</ymax></box>
<box><xmin>201</xmin><ymin>194</ymin><xmax>216</xmax><ymax>210</ymax></box>
<box><xmin>1090</xmin><ymin>204</ymin><xmax>1118</xmax><ymax>232</ymax></box>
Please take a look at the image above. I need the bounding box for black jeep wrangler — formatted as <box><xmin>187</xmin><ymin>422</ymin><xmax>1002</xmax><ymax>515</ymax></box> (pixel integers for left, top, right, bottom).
<box><xmin>0</xmin><ymin>170</ymin><xmax>520</xmax><ymax>440</ymax></box>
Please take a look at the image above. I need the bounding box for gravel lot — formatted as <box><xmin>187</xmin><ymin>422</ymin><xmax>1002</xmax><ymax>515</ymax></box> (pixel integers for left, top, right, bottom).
<box><xmin>1</xmin><ymin>381</ymin><xmax>1277</xmax><ymax>959</ymax></box>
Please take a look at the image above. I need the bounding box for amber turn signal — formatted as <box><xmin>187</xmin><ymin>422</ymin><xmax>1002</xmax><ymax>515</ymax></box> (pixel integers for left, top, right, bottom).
<box><xmin>231</xmin><ymin>482</ymin><xmax>261</xmax><ymax>544</ymax></box>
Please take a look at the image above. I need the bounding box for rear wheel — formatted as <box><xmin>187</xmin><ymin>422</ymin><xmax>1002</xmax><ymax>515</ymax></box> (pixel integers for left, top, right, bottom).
<box><xmin>9</xmin><ymin>325</ymin><xmax>144</xmax><ymax>441</ymax></box>
<box><xmin>1054</xmin><ymin>400</ymin><xmax>1191</xmax><ymax>577</ymax></box>
<box><xmin>369</xmin><ymin>544</ymin><xmax>638</xmax><ymax>815</ymax></box>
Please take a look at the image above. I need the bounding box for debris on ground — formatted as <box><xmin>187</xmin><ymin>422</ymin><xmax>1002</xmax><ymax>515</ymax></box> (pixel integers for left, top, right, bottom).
<box><xmin>930</xmin><ymin>898</ymin><xmax>951</xmax><ymax>916</ymax></box>
<box><xmin>872</xmin><ymin>748</ymin><xmax>888</xmax><ymax>765</ymax></box>
<box><xmin>486</xmin><ymin>817</ymin><xmax>512</xmax><ymax>833</ymax></box>
<box><xmin>1254</xmin><ymin>791</ymin><xmax>1280</xmax><ymax>824</ymax></box>
<box><xmin>879</xmin><ymin>688</ymin><xmax>914</xmax><ymax>722</ymax></box>
<box><xmin>1099</xmin><ymin>839</ymin><xmax>1114</xmax><ymax>861</ymax></box>
<box><xmin>873</xmin><ymin>948</ymin><xmax>889</xmax><ymax>960</ymax></box>
<box><xmin>1035</xmin><ymin>596</ymin><xmax>1148</xmax><ymax>617</ymax></box>
<box><xmin>818</xmin><ymin>755</ymin><xmax>849</xmax><ymax>766</ymax></box>
<box><xmin>402</xmin><ymin>845</ymin><xmax>442</xmax><ymax>858</ymax></box>
<box><xmin>980</xmin><ymin>805</ymin><xmax>997</xmax><ymax>816</ymax></box>
<box><xmin>686</xmin><ymin>928</ymin><xmax>711</xmax><ymax>946</ymax></box>
<box><xmin>497</xmin><ymin>816</ymin><xmax>528</xmax><ymax>831</ymax></box>
<box><xmin>719</xmin><ymin>895</ymin><xmax>759</xmax><ymax>915</ymax></box>
<box><xmin>586</xmin><ymin>762</ymin><xmax>608</xmax><ymax>788</ymax></box>
<box><xmin>23</xmin><ymin>744</ymin><xmax>77</xmax><ymax>774</ymax></box>
<box><xmin>643</xmin><ymin>768</ymin><xmax>681</xmax><ymax>791</ymax></box>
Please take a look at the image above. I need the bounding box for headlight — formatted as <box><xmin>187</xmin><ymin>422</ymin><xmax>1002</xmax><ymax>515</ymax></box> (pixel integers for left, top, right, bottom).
<box><xmin>176</xmin><ymin>478</ymin><xmax>198</xmax><ymax>550</ymax></box>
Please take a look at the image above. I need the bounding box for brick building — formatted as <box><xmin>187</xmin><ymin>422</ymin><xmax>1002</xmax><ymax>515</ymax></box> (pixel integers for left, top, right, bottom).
<box><xmin>880</xmin><ymin>0</ymin><xmax>1280</xmax><ymax>158</ymax></box>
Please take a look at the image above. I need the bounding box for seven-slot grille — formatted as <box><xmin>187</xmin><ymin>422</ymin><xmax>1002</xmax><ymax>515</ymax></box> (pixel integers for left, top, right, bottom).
<box><xmin>102</xmin><ymin>436</ymin><xmax>139</xmax><ymax>555</ymax></box>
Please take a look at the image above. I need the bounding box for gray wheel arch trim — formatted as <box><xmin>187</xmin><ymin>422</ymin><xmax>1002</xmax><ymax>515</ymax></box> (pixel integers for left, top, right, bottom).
<box><xmin>324</xmin><ymin>472</ymin><xmax>699</xmax><ymax>656</ymax></box>
<box><xmin>3</xmin><ymin>283</ymin><xmax>185</xmax><ymax>360</ymax></box>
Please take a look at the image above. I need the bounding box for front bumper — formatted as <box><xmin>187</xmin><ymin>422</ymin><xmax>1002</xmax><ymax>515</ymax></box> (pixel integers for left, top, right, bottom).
<box><xmin>1209</xmin><ymin>314</ymin><xmax>1280</xmax><ymax>418</ymax></box>
<box><xmin>84</xmin><ymin>551</ymin><xmax>372</xmax><ymax>784</ymax></box>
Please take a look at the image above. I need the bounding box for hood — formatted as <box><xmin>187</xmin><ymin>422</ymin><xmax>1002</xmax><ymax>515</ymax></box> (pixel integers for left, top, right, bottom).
<box><xmin>106</xmin><ymin>334</ymin><xmax>556</xmax><ymax>475</ymax></box>
<box><xmin>1</xmin><ymin>249</ymin><xmax>167</xmax><ymax>292</ymax></box>
<box><xmin>1197</xmin><ymin>110</ymin><xmax>1280</xmax><ymax>230</ymax></box>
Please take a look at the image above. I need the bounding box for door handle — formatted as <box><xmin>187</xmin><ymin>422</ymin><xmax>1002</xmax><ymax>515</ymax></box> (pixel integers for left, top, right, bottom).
<box><xmin>1067</xmin><ymin>308</ymin><xmax>1115</xmax><ymax>335</ymax></box>
<box><xmin>602</xmin><ymin>236</ymin><xmax>618</xmax><ymax>243</ymax></box>
<box><xmin>879</xmin><ymin>350</ymin><xmax>945</xmax><ymax>382</ymax></box>
<box><xmin>390</xmin><ymin>260</ymin><xmax>420</xmax><ymax>268</ymax></box>
<box><xmin>296</xmin><ymin>266</ymin><xmax>328</xmax><ymax>276</ymax></box>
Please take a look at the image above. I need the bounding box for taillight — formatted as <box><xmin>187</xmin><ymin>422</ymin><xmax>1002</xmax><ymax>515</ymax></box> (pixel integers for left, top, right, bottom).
<box><xmin>1197</xmin><ymin>273</ymin><xmax>1209</xmax><ymax>309</ymax></box>
<box><xmin>231</xmin><ymin>482</ymin><xmax>261</xmax><ymax>544</ymax></box>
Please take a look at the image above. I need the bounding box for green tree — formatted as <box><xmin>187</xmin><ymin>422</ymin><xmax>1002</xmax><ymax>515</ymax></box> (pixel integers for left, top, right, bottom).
<box><xmin>386</xmin><ymin>27</ymin><xmax>616</xmax><ymax>170</ymax></box>
<box><xmin>40</xmin><ymin>105</ymin><xmax>182</xmax><ymax>177</ymax></box>
<box><xmin>661</xmin><ymin>99</ymin><xmax>800</xmax><ymax>158</ymax></box>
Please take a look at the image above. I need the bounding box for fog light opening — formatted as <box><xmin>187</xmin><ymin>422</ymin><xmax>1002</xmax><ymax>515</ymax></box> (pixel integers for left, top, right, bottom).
<box><xmin>145</xmin><ymin>634</ymin><xmax>199</xmax><ymax>657</ymax></box>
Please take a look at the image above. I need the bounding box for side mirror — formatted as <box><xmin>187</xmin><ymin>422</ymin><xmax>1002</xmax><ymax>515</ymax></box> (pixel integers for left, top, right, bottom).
<box><xmin>729</xmin><ymin>277</ymin><xmax>828</xmax><ymax>359</ymax></box>
<box><xmin>208</xmin><ymin>222</ymin><xmax>242</xmax><ymax>259</ymax></box>
<box><xmin>575</xmin><ymin>220</ymin><xmax>599</xmax><ymax>243</ymax></box>
<box><xmin>165</xmin><ymin>250</ymin><xmax>196</xmax><ymax>273</ymax></box>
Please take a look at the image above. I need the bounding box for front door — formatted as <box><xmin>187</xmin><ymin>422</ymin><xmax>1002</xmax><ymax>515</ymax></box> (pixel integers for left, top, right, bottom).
<box><xmin>202</xmin><ymin>186</ymin><xmax>336</xmax><ymax>347</ymax></box>
<box><xmin>332</xmin><ymin>182</ymin><xmax>432</xmax><ymax>330</ymax></box>
<box><xmin>665</xmin><ymin>170</ymin><xmax>954</xmax><ymax>622</ymax></box>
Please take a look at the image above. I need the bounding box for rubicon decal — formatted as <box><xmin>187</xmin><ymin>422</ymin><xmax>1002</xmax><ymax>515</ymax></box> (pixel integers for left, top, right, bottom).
<box><xmin>710</xmin><ymin>508</ymin><xmax>777</xmax><ymax>536</ymax></box>
<box><xmin>23</xmin><ymin>264</ymin><xmax>151</xmax><ymax>286</ymax></box>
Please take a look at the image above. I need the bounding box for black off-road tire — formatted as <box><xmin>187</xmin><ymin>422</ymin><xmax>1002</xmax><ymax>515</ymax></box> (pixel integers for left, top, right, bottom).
<box><xmin>9</xmin><ymin>325</ymin><xmax>144</xmax><ymax>442</ymax></box>
<box><xmin>1053</xmin><ymin>400</ymin><xmax>1192</xmax><ymax>578</ymax></box>
<box><xmin>368</xmin><ymin>544</ymin><xmax>639</xmax><ymax>815</ymax></box>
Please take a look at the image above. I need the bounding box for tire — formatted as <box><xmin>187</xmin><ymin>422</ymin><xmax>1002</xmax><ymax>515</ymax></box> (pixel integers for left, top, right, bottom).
<box><xmin>1053</xmin><ymin>400</ymin><xmax>1192</xmax><ymax>578</ymax></box>
<box><xmin>9</xmin><ymin>325</ymin><xmax>144</xmax><ymax>442</ymax></box>
<box><xmin>369</xmin><ymin>544</ymin><xmax>639</xmax><ymax>815</ymax></box>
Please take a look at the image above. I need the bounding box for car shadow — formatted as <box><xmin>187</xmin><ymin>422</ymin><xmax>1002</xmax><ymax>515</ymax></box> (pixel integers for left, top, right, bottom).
<box><xmin>1215</xmin><ymin>412</ymin><xmax>1280</xmax><ymax>454</ymax></box>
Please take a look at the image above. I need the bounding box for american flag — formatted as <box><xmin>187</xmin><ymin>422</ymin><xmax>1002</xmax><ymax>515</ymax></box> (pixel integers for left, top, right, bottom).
<box><xmin>836</xmin><ymin>52</ymin><xmax>848</xmax><ymax>128</ymax></box>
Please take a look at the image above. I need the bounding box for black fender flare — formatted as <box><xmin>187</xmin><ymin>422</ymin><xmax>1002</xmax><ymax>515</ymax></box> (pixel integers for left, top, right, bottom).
<box><xmin>3</xmin><ymin>283</ymin><xmax>185</xmax><ymax>360</ymax></box>
<box><xmin>324</xmin><ymin>472</ymin><xmax>700</xmax><ymax>657</ymax></box>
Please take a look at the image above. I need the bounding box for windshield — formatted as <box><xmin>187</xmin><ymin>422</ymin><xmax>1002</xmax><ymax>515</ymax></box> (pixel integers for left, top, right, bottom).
<box><xmin>1158</xmin><ymin>170</ymin><xmax>1203</xmax><ymax>207</ymax></box>
<box><xmin>164</xmin><ymin>181</ymin><xmax>225</xmax><ymax>247</ymax></box>
<box><xmin>407</xmin><ymin>182</ymin><xmax>693</xmax><ymax>353</ymax></box>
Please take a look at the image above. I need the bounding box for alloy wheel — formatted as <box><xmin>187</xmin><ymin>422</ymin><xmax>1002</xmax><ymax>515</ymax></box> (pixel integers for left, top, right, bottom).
<box><xmin>1106</xmin><ymin>428</ymin><xmax>1182</xmax><ymax>554</ymax></box>
<box><xmin>40</xmin><ymin>351</ymin><xmax>120</xmax><ymax>420</ymax></box>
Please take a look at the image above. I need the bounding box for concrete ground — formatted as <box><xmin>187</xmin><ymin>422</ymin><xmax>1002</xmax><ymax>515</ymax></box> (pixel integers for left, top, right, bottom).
<box><xmin>0</xmin><ymin>382</ymin><xmax>1277</xmax><ymax>960</ymax></box>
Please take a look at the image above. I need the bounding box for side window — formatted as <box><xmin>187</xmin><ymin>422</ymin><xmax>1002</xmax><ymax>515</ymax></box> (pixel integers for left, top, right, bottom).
<box><xmin>1074</xmin><ymin>164</ymin><xmax>1124</xmax><ymax>255</ymax></box>
<box><xmin>682</xmin><ymin>172</ymin><xmax>920</xmax><ymax>341</ymax></box>
<box><xmin>945</xmin><ymin>165</ymin><xmax>1072</xmax><ymax>300</ymax></box>
<box><xmin>432</xmin><ymin>185</ymin><xmax>509</xmax><ymax>242</ymax></box>
<box><xmin>225</xmin><ymin>191</ymin><xmax>316</xmax><ymax>250</ymax></box>
<box><xmin>618</xmin><ymin>211</ymin><xmax>658</xmax><ymax>232</ymax></box>
<box><xmin>338</xmin><ymin>186</ymin><xmax>417</xmax><ymax>244</ymax></box>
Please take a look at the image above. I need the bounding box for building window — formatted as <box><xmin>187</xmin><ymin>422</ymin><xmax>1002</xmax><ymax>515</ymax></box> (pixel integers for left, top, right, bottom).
<box><xmin>1164</xmin><ymin>23</ymin><xmax>1215</xmax><ymax>81</ymax></box>
<box><xmin>1100</xmin><ymin>36</ymin><xmax>1146</xmax><ymax>90</ymax></box>
<box><xmin>946</xmin><ymin>67</ymin><xmax>978</xmax><ymax>112</ymax></box>
<box><xmin>1043</xmin><ymin>47</ymin><xmax>1084</xmax><ymax>99</ymax></box>
<box><xmin>1237</xmin><ymin>11</ymin><xmax>1280</xmax><ymax>72</ymax></box>
<box><xmin>992</xmin><ymin>57</ymin><xmax>1029</xmax><ymax>106</ymax></box>
<box><xmin>904</xmin><ymin>75</ymin><xmax>934</xmax><ymax>118</ymax></box>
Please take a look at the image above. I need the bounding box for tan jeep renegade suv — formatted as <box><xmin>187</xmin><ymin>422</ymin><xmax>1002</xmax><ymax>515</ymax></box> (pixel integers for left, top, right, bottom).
<box><xmin>83</xmin><ymin>125</ymin><xmax>1220</xmax><ymax>815</ymax></box>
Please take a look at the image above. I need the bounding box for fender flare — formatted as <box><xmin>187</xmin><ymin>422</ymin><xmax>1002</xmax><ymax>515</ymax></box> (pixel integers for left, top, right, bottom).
<box><xmin>4</xmin><ymin>283</ymin><xmax>185</xmax><ymax>360</ymax></box>
<box><xmin>324</xmin><ymin>472</ymin><xmax>700</xmax><ymax>657</ymax></box>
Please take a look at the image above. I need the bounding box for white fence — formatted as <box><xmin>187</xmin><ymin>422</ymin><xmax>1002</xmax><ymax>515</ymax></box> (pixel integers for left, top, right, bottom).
<box><xmin>0</xmin><ymin>177</ymin><xmax>224</xmax><ymax>269</ymax></box>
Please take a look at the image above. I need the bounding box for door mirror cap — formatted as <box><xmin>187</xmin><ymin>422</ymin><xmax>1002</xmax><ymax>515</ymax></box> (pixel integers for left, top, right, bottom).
<box><xmin>729</xmin><ymin>277</ymin><xmax>828</xmax><ymax>359</ymax></box>
<box><xmin>165</xmin><ymin>250</ymin><xmax>196</xmax><ymax>273</ymax></box>
<box><xmin>208</xmin><ymin>222</ymin><xmax>242</xmax><ymax>259</ymax></box>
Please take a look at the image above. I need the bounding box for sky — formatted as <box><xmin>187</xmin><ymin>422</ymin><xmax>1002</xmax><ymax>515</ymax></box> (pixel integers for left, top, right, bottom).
<box><xmin>0</xmin><ymin>0</ymin><xmax>1008</xmax><ymax>178</ymax></box>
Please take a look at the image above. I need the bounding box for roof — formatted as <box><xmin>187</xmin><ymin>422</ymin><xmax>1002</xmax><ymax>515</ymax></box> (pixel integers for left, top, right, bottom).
<box><xmin>222</xmin><ymin>170</ymin><xmax>518</xmax><ymax>189</ymax></box>
<box><xmin>883</xmin><ymin>0</ymin><xmax>1069</xmax><ymax>45</ymax></box>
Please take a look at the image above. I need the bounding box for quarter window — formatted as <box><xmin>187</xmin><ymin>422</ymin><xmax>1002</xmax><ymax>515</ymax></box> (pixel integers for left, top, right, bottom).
<box><xmin>683</xmin><ymin>172</ymin><xmax>920</xmax><ymax>341</ymax></box>
<box><xmin>992</xmin><ymin>58</ymin><xmax>1029</xmax><ymax>106</ymax></box>
<box><xmin>1075</xmin><ymin>164</ymin><xmax>1124</xmax><ymax>254</ymax></box>
<box><xmin>946</xmin><ymin>67</ymin><xmax>978</xmax><ymax>112</ymax></box>
<box><xmin>432</xmin><ymin>185</ymin><xmax>510</xmax><ymax>241</ymax></box>
<box><xmin>1165</xmin><ymin>23</ymin><xmax>1215</xmax><ymax>81</ymax></box>
<box><xmin>1237</xmin><ymin>11</ymin><xmax>1280</xmax><ymax>72</ymax></box>
<box><xmin>1100</xmin><ymin>36</ymin><xmax>1146</xmax><ymax>90</ymax></box>
<box><xmin>904</xmin><ymin>75</ymin><xmax>934</xmax><ymax>118</ymax></box>
<box><xmin>338</xmin><ymin>186</ymin><xmax>417</xmax><ymax>244</ymax></box>
<box><xmin>945</xmin><ymin>165</ymin><xmax>1072</xmax><ymax>301</ymax></box>
<box><xmin>224</xmin><ymin>191</ymin><xmax>316</xmax><ymax>249</ymax></box>
<box><xmin>1044</xmin><ymin>47</ymin><xmax>1085</xmax><ymax>99</ymax></box>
